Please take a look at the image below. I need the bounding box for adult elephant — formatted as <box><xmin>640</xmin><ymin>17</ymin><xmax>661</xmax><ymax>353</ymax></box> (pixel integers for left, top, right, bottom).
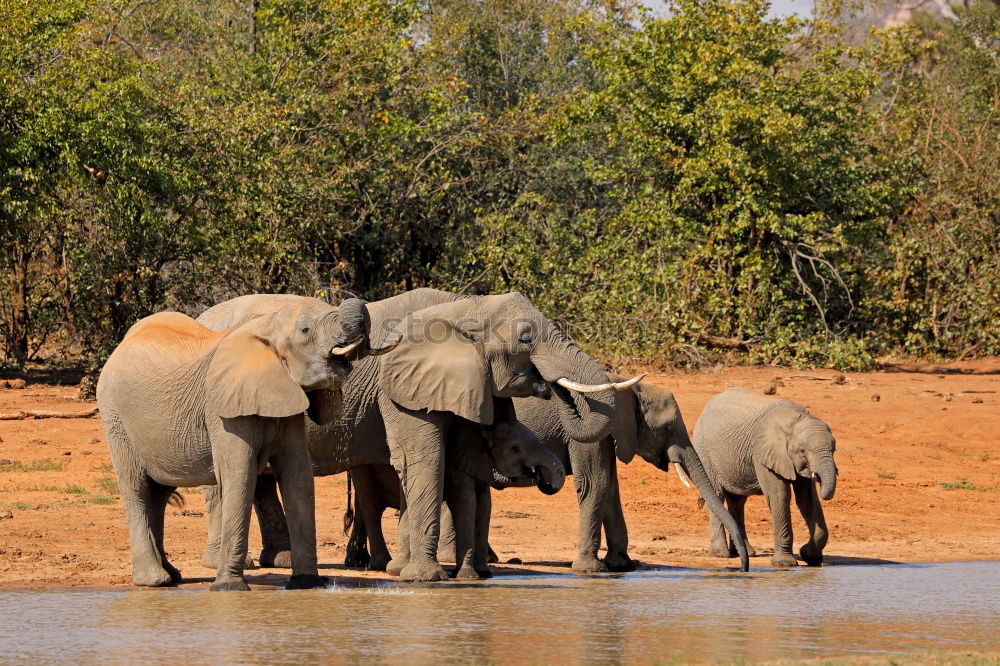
<box><xmin>96</xmin><ymin>297</ymin><xmax>375</xmax><ymax>590</ymax></box>
<box><xmin>346</xmin><ymin>397</ymin><xmax>565</xmax><ymax>578</ymax></box>
<box><xmin>198</xmin><ymin>288</ymin><xmax>639</xmax><ymax>581</ymax></box>
<box><xmin>692</xmin><ymin>388</ymin><xmax>837</xmax><ymax>567</ymax></box>
<box><xmin>454</xmin><ymin>377</ymin><xmax>751</xmax><ymax>573</ymax></box>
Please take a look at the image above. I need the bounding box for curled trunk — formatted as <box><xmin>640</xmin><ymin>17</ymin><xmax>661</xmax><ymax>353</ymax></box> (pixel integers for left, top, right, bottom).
<box><xmin>532</xmin><ymin>331</ymin><xmax>617</xmax><ymax>444</ymax></box>
<box><xmin>678</xmin><ymin>447</ymin><xmax>750</xmax><ymax>572</ymax></box>
<box><xmin>337</xmin><ymin>297</ymin><xmax>368</xmax><ymax>342</ymax></box>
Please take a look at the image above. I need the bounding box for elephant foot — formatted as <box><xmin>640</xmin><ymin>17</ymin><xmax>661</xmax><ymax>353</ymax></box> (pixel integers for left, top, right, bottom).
<box><xmin>800</xmin><ymin>544</ymin><xmax>824</xmax><ymax>567</ymax></box>
<box><xmin>474</xmin><ymin>566</ymin><xmax>493</xmax><ymax>579</ymax></box>
<box><xmin>452</xmin><ymin>564</ymin><xmax>480</xmax><ymax>580</ymax></box>
<box><xmin>385</xmin><ymin>556</ymin><xmax>408</xmax><ymax>577</ymax></box>
<box><xmin>286</xmin><ymin>574</ymin><xmax>327</xmax><ymax>590</ymax></box>
<box><xmin>399</xmin><ymin>561</ymin><xmax>448</xmax><ymax>582</ymax></box>
<box><xmin>709</xmin><ymin>543</ymin><xmax>733</xmax><ymax>559</ymax></box>
<box><xmin>367</xmin><ymin>550</ymin><xmax>391</xmax><ymax>572</ymax></box>
<box><xmin>487</xmin><ymin>545</ymin><xmax>499</xmax><ymax>564</ymax></box>
<box><xmin>344</xmin><ymin>547</ymin><xmax>371</xmax><ymax>570</ymax></box>
<box><xmin>259</xmin><ymin>549</ymin><xmax>292</xmax><ymax>569</ymax></box>
<box><xmin>210</xmin><ymin>577</ymin><xmax>251</xmax><ymax>591</ymax></box>
<box><xmin>133</xmin><ymin>562</ymin><xmax>177</xmax><ymax>587</ymax></box>
<box><xmin>771</xmin><ymin>552</ymin><xmax>798</xmax><ymax>568</ymax></box>
<box><xmin>603</xmin><ymin>551</ymin><xmax>637</xmax><ymax>572</ymax></box>
<box><xmin>572</xmin><ymin>555</ymin><xmax>609</xmax><ymax>574</ymax></box>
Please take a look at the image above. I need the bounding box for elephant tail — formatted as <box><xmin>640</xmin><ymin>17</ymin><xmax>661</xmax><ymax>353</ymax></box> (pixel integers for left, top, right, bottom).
<box><xmin>167</xmin><ymin>489</ymin><xmax>184</xmax><ymax>509</ymax></box>
<box><xmin>343</xmin><ymin>471</ymin><xmax>355</xmax><ymax>535</ymax></box>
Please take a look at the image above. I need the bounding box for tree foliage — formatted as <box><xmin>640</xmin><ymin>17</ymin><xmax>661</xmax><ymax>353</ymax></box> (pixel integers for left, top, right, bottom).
<box><xmin>1</xmin><ymin>0</ymin><xmax>997</xmax><ymax>370</ymax></box>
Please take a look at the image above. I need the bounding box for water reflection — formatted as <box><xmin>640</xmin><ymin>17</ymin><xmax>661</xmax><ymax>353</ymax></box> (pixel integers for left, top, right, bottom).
<box><xmin>1</xmin><ymin>562</ymin><xmax>998</xmax><ymax>664</ymax></box>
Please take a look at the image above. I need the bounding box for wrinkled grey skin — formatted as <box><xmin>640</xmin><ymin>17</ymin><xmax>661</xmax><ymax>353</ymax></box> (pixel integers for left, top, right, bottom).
<box><xmin>457</xmin><ymin>377</ymin><xmax>751</xmax><ymax>573</ymax></box>
<box><xmin>96</xmin><ymin>298</ymin><xmax>369</xmax><ymax>590</ymax></box>
<box><xmin>346</xmin><ymin>398</ymin><xmax>565</xmax><ymax>579</ymax></box>
<box><xmin>693</xmin><ymin>387</ymin><xmax>837</xmax><ymax>567</ymax></box>
<box><xmin>198</xmin><ymin>288</ymin><xmax>616</xmax><ymax>582</ymax></box>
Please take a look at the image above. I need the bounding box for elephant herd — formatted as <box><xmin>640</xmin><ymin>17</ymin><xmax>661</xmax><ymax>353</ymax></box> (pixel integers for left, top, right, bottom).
<box><xmin>97</xmin><ymin>288</ymin><xmax>839</xmax><ymax>590</ymax></box>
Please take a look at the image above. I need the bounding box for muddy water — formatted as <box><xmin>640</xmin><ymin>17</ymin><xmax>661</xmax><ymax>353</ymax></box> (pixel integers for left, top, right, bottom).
<box><xmin>2</xmin><ymin>561</ymin><xmax>998</xmax><ymax>664</ymax></box>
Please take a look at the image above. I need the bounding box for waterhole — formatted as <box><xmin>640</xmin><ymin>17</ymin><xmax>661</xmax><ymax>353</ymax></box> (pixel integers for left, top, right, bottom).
<box><xmin>2</xmin><ymin>561</ymin><xmax>997</xmax><ymax>663</ymax></box>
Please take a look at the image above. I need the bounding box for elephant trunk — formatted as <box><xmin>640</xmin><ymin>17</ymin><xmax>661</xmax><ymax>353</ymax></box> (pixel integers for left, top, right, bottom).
<box><xmin>534</xmin><ymin>339</ymin><xmax>616</xmax><ymax>443</ymax></box>
<box><xmin>527</xmin><ymin>444</ymin><xmax>565</xmax><ymax>495</ymax></box>
<box><xmin>675</xmin><ymin>446</ymin><xmax>750</xmax><ymax>572</ymax></box>
<box><xmin>337</xmin><ymin>297</ymin><xmax>369</xmax><ymax>343</ymax></box>
<box><xmin>491</xmin><ymin>446</ymin><xmax>566</xmax><ymax>495</ymax></box>
<box><xmin>816</xmin><ymin>455</ymin><xmax>837</xmax><ymax>501</ymax></box>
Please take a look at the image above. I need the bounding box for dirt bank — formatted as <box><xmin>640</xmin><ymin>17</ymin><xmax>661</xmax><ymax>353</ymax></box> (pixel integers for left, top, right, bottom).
<box><xmin>1</xmin><ymin>363</ymin><xmax>998</xmax><ymax>589</ymax></box>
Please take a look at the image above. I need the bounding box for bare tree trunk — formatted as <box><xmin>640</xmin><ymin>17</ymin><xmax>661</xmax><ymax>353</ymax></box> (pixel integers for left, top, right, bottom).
<box><xmin>249</xmin><ymin>0</ymin><xmax>259</xmax><ymax>56</ymax></box>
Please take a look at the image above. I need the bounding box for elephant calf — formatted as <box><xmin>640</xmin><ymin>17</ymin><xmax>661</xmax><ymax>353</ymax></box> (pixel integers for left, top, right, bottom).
<box><xmin>347</xmin><ymin>397</ymin><xmax>565</xmax><ymax>579</ymax></box>
<box><xmin>693</xmin><ymin>387</ymin><xmax>838</xmax><ymax>567</ymax></box>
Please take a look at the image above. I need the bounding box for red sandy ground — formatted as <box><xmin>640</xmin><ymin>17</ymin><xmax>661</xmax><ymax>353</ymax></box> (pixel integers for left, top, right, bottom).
<box><xmin>1</xmin><ymin>362</ymin><xmax>998</xmax><ymax>589</ymax></box>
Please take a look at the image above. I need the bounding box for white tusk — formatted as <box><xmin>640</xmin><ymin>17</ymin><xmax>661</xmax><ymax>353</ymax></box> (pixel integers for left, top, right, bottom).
<box><xmin>674</xmin><ymin>463</ymin><xmax>692</xmax><ymax>489</ymax></box>
<box><xmin>555</xmin><ymin>373</ymin><xmax>646</xmax><ymax>393</ymax></box>
<box><xmin>330</xmin><ymin>337</ymin><xmax>364</xmax><ymax>356</ymax></box>
<box><xmin>363</xmin><ymin>334</ymin><xmax>402</xmax><ymax>357</ymax></box>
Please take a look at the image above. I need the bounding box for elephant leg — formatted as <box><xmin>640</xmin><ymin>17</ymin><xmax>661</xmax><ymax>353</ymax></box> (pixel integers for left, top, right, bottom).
<box><xmin>269</xmin><ymin>419</ymin><xmax>323</xmax><ymax>589</ymax></box>
<box><xmin>794</xmin><ymin>478</ymin><xmax>828</xmax><ymax>566</ymax></box>
<box><xmin>345</xmin><ymin>515</ymin><xmax>370</xmax><ymax>569</ymax></box>
<box><xmin>208</xmin><ymin>420</ymin><xmax>260</xmax><ymax>591</ymax></box>
<box><xmin>103</xmin><ymin>409</ymin><xmax>175</xmax><ymax>587</ymax></box>
<box><xmin>472</xmin><ymin>481</ymin><xmax>493</xmax><ymax>578</ymax></box>
<box><xmin>345</xmin><ymin>467</ymin><xmax>374</xmax><ymax>569</ymax></box>
<box><xmin>202</xmin><ymin>483</ymin><xmax>256</xmax><ymax>570</ymax></box>
<box><xmin>385</xmin><ymin>404</ymin><xmax>449</xmax><ymax>582</ymax></box>
<box><xmin>149</xmin><ymin>481</ymin><xmax>182</xmax><ymax>582</ymax></box>
<box><xmin>201</xmin><ymin>484</ymin><xmax>223</xmax><ymax>569</ymax></box>
<box><xmin>602</xmin><ymin>453</ymin><xmax>635</xmax><ymax>572</ymax></box>
<box><xmin>444</xmin><ymin>470</ymin><xmax>479</xmax><ymax>579</ymax></box>
<box><xmin>569</xmin><ymin>439</ymin><xmax>612</xmax><ymax>573</ymax></box>
<box><xmin>437</xmin><ymin>502</ymin><xmax>457</xmax><ymax>564</ymax></box>
<box><xmin>355</xmin><ymin>467</ymin><xmax>394</xmax><ymax>571</ymax></box>
<box><xmin>386</xmin><ymin>500</ymin><xmax>410</xmax><ymax>577</ymax></box>
<box><xmin>707</xmin><ymin>494</ymin><xmax>731</xmax><ymax>558</ymax></box>
<box><xmin>759</xmin><ymin>471</ymin><xmax>797</xmax><ymax>568</ymax></box>
<box><xmin>725</xmin><ymin>493</ymin><xmax>756</xmax><ymax>557</ymax></box>
<box><xmin>255</xmin><ymin>474</ymin><xmax>292</xmax><ymax>569</ymax></box>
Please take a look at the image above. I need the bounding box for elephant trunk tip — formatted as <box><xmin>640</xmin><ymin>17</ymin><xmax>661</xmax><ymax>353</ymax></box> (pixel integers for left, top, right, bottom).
<box><xmin>534</xmin><ymin>466</ymin><xmax>560</xmax><ymax>495</ymax></box>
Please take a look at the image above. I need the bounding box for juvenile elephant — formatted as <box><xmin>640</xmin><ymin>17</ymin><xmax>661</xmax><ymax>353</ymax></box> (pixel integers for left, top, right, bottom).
<box><xmin>96</xmin><ymin>298</ymin><xmax>375</xmax><ymax>590</ymax></box>
<box><xmin>693</xmin><ymin>387</ymin><xmax>838</xmax><ymax>567</ymax></box>
<box><xmin>346</xmin><ymin>397</ymin><xmax>565</xmax><ymax>578</ymax></box>
<box><xmin>460</xmin><ymin>377</ymin><xmax>751</xmax><ymax>573</ymax></box>
<box><xmin>197</xmin><ymin>288</ymin><xmax>638</xmax><ymax>581</ymax></box>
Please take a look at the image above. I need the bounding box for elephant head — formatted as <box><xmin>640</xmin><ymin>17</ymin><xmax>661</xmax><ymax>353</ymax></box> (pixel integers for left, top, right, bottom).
<box><xmin>196</xmin><ymin>294</ymin><xmax>397</xmax><ymax>425</ymax></box>
<box><xmin>611</xmin><ymin>378</ymin><xmax>751</xmax><ymax>572</ymax></box>
<box><xmin>483</xmin><ymin>399</ymin><xmax>566</xmax><ymax>495</ymax></box>
<box><xmin>756</xmin><ymin>407</ymin><xmax>838</xmax><ymax>501</ymax></box>
<box><xmin>379</xmin><ymin>292</ymin><xmax>640</xmax><ymax>442</ymax></box>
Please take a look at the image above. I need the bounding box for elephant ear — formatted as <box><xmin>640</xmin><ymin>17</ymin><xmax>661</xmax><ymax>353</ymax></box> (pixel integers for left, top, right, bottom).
<box><xmin>611</xmin><ymin>382</ymin><xmax>640</xmax><ymax>464</ymax></box>
<box><xmin>755</xmin><ymin>409</ymin><xmax>797</xmax><ymax>481</ymax></box>
<box><xmin>379</xmin><ymin>309</ymin><xmax>492</xmax><ymax>424</ymax></box>
<box><xmin>207</xmin><ymin>327</ymin><xmax>309</xmax><ymax>419</ymax></box>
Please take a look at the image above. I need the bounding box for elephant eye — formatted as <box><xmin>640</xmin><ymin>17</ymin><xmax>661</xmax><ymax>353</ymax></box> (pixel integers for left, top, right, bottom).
<box><xmin>511</xmin><ymin>445</ymin><xmax>521</xmax><ymax>454</ymax></box>
<box><xmin>301</xmin><ymin>327</ymin><xmax>310</xmax><ymax>334</ymax></box>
